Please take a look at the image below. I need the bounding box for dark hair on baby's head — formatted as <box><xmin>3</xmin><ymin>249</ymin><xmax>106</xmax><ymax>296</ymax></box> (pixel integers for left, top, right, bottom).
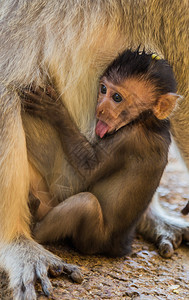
<box><xmin>103</xmin><ymin>48</ymin><xmax>177</xmax><ymax>95</ymax></box>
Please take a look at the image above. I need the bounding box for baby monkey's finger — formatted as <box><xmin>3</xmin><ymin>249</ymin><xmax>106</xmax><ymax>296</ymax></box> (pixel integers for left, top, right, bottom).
<box><xmin>46</xmin><ymin>85</ymin><xmax>59</xmax><ymax>102</ymax></box>
<box><xmin>21</xmin><ymin>88</ymin><xmax>52</xmax><ymax>104</ymax></box>
<box><xmin>21</xmin><ymin>100</ymin><xmax>45</xmax><ymax>112</ymax></box>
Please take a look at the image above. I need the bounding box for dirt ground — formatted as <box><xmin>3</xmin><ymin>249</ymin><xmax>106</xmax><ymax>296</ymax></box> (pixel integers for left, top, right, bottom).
<box><xmin>0</xmin><ymin>144</ymin><xmax>189</xmax><ymax>300</ymax></box>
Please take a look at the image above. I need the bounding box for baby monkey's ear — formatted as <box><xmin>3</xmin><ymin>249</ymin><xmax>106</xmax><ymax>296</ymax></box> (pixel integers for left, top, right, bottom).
<box><xmin>153</xmin><ymin>93</ymin><xmax>182</xmax><ymax>120</ymax></box>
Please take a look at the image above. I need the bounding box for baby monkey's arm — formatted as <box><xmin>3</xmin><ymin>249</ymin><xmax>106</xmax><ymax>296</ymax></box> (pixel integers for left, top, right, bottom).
<box><xmin>21</xmin><ymin>86</ymin><xmax>100</xmax><ymax>174</ymax></box>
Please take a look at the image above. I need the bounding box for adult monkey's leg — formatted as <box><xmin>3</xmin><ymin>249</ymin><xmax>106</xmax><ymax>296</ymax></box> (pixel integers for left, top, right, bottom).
<box><xmin>138</xmin><ymin>193</ymin><xmax>189</xmax><ymax>258</ymax></box>
<box><xmin>0</xmin><ymin>87</ymin><xmax>82</xmax><ymax>300</ymax></box>
<box><xmin>0</xmin><ymin>87</ymin><xmax>30</xmax><ymax>246</ymax></box>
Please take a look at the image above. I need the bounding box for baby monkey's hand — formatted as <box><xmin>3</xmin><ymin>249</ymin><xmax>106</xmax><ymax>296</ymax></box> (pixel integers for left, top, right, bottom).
<box><xmin>20</xmin><ymin>85</ymin><xmax>66</xmax><ymax>124</ymax></box>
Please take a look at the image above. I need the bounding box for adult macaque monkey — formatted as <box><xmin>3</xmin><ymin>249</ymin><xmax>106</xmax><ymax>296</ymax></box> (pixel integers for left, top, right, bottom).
<box><xmin>0</xmin><ymin>1</ymin><xmax>188</xmax><ymax>299</ymax></box>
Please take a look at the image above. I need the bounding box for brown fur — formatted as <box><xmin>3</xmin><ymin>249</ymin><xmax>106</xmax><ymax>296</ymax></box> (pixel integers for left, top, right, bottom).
<box><xmin>21</xmin><ymin>50</ymin><xmax>179</xmax><ymax>189</ymax></box>
<box><xmin>0</xmin><ymin>1</ymin><xmax>188</xmax><ymax>298</ymax></box>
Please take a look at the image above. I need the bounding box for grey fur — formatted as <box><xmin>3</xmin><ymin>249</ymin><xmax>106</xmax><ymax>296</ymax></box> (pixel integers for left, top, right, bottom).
<box><xmin>0</xmin><ymin>1</ymin><xmax>188</xmax><ymax>299</ymax></box>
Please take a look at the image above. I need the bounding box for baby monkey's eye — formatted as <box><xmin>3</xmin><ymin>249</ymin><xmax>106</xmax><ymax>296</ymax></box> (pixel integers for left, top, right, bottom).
<box><xmin>112</xmin><ymin>93</ymin><xmax>122</xmax><ymax>103</ymax></box>
<box><xmin>100</xmin><ymin>84</ymin><xmax>107</xmax><ymax>94</ymax></box>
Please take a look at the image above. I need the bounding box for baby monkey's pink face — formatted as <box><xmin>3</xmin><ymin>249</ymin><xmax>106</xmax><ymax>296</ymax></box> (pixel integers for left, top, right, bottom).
<box><xmin>95</xmin><ymin>76</ymin><xmax>155</xmax><ymax>138</ymax></box>
<box><xmin>95</xmin><ymin>76</ymin><xmax>178</xmax><ymax>138</ymax></box>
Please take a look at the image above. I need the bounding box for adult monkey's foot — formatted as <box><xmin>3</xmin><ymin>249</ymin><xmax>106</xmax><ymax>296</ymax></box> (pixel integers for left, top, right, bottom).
<box><xmin>0</xmin><ymin>237</ymin><xmax>82</xmax><ymax>300</ymax></box>
<box><xmin>138</xmin><ymin>194</ymin><xmax>189</xmax><ymax>258</ymax></box>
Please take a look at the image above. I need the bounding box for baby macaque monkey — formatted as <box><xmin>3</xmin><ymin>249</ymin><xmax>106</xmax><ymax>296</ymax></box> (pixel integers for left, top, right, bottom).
<box><xmin>21</xmin><ymin>49</ymin><xmax>180</xmax><ymax>180</ymax></box>
<box><xmin>21</xmin><ymin>48</ymin><xmax>181</xmax><ymax>258</ymax></box>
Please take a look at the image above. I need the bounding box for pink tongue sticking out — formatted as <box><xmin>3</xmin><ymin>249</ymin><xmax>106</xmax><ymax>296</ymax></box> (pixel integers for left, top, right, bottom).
<box><xmin>95</xmin><ymin>120</ymin><xmax>110</xmax><ymax>138</ymax></box>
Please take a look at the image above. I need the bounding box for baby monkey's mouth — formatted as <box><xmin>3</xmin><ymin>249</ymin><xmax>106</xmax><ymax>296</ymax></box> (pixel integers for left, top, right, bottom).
<box><xmin>95</xmin><ymin>118</ymin><xmax>123</xmax><ymax>138</ymax></box>
<box><xmin>96</xmin><ymin>109</ymin><xmax>154</xmax><ymax>138</ymax></box>
<box><xmin>95</xmin><ymin>119</ymin><xmax>110</xmax><ymax>138</ymax></box>
<box><xmin>95</xmin><ymin>109</ymin><xmax>129</xmax><ymax>138</ymax></box>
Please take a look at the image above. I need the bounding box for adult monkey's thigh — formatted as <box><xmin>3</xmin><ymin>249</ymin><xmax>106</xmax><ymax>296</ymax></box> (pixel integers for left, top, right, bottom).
<box><xmin>0</xmin><ymin>87</ymin><xmax>81</xmax><ymax>299</ymax></box>
<box><xmin>0</xmin><ymin>87</ymin><xmax>30</xmax><ymax>243</ymax></box>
